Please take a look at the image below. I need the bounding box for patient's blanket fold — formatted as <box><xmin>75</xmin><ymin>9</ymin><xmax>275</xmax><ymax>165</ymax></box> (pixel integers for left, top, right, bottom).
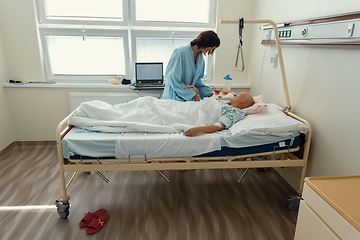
<box><xmin>115</xmin><ymin>132</ymin><xmax>221</xmax><ymax>159</ymax></box>
<box><xmin>69</xmin><ymin>96</ymin><xmax>221</xmax><ymax>133</ymax></box>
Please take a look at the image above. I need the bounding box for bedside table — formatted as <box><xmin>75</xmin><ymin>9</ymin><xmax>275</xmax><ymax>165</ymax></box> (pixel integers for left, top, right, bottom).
<box><xmin>294</xmin><ymin>176</ymin><xmax>360</xmax><ymax>240</ymax></box>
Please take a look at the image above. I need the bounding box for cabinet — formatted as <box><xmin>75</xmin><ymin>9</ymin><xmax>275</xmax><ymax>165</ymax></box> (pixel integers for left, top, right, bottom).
<box><xmin>294</xmin><ymin>176</ymin><xmax>360</xmax><ymax>240</ymax></box>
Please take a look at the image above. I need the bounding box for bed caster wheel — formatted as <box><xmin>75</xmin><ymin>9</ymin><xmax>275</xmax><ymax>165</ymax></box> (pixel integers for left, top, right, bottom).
<box><xmin>287</xmin><ymin>195</ymin><xmax>301</xmax><ymax>211</ymax></box>
<box><xmin>55</xmin><ymin>200</ymin><xmax>70</xmax><ymax>219</ymax></box>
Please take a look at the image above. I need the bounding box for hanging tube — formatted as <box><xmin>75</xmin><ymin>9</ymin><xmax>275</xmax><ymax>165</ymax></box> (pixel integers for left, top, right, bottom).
<box><xmin>219</xmin><ymin>18</ymin><xmax>291</xmax><ymax>111</ymax></box>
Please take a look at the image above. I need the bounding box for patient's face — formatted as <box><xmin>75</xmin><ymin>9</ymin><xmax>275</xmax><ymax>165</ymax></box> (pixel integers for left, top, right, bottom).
<box><xmin>230</xmin><ymin>92</ymin><xmax>254</xmax><ymax>109</ymax></box>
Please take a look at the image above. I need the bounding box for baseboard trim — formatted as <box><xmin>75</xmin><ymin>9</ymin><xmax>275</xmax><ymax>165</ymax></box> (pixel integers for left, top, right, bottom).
<box><xmin>12</xmin><ymin>141</ymin><xmax>56</xmax><ymax>146</ymax></box>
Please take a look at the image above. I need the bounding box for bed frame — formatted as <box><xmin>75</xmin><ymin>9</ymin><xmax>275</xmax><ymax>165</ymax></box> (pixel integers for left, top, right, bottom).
<box><xmin>55</xmin><ymin>18</ymin><xmax>312</xmax><ymax>218</ymax></box>
<box><xmin>55</xmin><ymin>105</ymin><xmax>311</xmax><ymax>218</ymax></box>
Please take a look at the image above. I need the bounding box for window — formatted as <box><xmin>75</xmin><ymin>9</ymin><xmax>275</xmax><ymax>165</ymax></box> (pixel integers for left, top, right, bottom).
<box><xmin>47</xmin><ymin>36</ymin><xmax>125</xmax><ymax>75</ymax></box>
<box><xmin>36</xmin><ymin>0</ymin><xmax>217</xmax><ymax>83</ymax></box>
<box><xmin>133</xmin><ymin>0</ymin><xmax>211</xmax><ymax>24</ymax></box>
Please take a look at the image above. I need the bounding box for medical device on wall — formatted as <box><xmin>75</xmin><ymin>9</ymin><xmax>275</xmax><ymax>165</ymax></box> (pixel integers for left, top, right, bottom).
<box><xmin>220</xmin><ymin>18</ymin><xmax>291</xmax><ymax>112</ymax></box>
<box><xmin>260</xmin><ymin>11</ymin><xmax>360</xmax><ymax>46</ymax></box>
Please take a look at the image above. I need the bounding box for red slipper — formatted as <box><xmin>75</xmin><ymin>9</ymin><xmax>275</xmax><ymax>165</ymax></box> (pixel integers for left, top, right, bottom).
<box><xmin>79</xmin><ymin>209</ymin><xmax>106</xmax><ymax>228</ymax></box>
<box><xmin>86</xmin><ymin>212</ymin><xmax>110</xmax><ymax>234</ymax></box>
<box><xmin>79</xmin><ymin>212</ymin><xmax>94</xmax><ymax>228</ymax></box>
<box><xmin>92</xmin><ymin>208</ymin><xmax>106</xmax><ymax>218</ymax></box>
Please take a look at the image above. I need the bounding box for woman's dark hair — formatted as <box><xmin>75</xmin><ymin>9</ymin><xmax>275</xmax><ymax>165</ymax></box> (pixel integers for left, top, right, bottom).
<box><xmin>191</xmin><ymin>30</ymin><xmax>220</xmax><ymax>54</ymax></box>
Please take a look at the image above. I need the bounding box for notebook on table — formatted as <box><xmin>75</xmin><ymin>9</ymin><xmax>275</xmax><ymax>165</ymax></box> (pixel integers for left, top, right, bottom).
<box><xmin>134</xmin><ymin>62</ymin><xmax>164</xmax><ymax>90</ymax></box>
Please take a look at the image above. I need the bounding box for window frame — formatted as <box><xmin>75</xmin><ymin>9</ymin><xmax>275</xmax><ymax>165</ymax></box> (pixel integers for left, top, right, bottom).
<box><xmin>129</xmin><ymin>0</ymin><xmax>217</xmax><ymax>28</ymax></box>
<box><xmin>36</xmin><ymin>0</ymin><xmax>217</xmax><ymax>83</ymax></box>
<box><xmin>131</xmin><ymin>30</ymin><xmax>214</xmax><ymax>81</ymax></box>
<box><xmin>36</xmin><ymin>0</ymin><xmax>129</xmax><ymax>26</ymax></box>
<box><xmin>39</xmin><ymin>27</ymin><xmax>130</xmax><ymax>82</ymax></box>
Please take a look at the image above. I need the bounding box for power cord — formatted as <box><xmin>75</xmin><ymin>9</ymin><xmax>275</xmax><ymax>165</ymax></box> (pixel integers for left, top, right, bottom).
<box><xmin>128</xmin><ymin>85</ymin><xmax>143</xmax><ymax>97</ymax></box>
<box><xmin>256</xmin><ymin>47</ymin><xmax>267</xmax><ymax>96</ymax></box>
<box><xmin>128</xmin><ymin>85</ymin><xmax>163</xmax><ymax>99</ymax></box>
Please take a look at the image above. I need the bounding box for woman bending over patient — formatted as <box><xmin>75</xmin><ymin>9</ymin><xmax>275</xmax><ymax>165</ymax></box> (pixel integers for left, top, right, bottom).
<box><xmin>162</xmin><ymin>30</ymin><xmax>220</xmax><ymax>101</ymax></box>
<box><xmin>184</xmin><ymin>85</ymin><xmax>254</xmax><ymax>137</ymax></box>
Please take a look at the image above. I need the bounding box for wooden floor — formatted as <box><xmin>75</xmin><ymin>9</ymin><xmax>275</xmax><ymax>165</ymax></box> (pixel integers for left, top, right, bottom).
<box><xmin>0</xmin><ymin>142</ymin><xmax>298</xmax><ymax>240</ymax></box>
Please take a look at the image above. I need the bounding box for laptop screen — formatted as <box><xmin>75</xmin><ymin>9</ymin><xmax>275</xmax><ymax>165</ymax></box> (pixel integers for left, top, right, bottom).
<box><xmin>135</xmin><ymin>62</ymin><xmax>163</xmax><ymax>86</ymax></box>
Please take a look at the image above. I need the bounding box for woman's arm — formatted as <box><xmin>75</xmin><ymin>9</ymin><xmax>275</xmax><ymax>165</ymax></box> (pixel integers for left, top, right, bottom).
<box><xmin>185</xmin><ymin>85</ymin><xmax>201</xmax><ymax>101</ymax></box>
<box><xmin>183</xmin><ymin>122</ymin><xmax>225</xmax><ymax>137</ymax></box>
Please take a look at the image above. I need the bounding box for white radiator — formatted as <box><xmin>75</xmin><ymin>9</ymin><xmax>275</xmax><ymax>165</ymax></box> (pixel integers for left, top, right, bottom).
<box><xmin>69</xmin><ymin>92</ymin><xmax>154</xmax><ymax>111</ymax></box>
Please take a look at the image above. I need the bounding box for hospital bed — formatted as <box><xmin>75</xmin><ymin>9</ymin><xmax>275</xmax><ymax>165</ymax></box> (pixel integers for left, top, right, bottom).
<box><xmin>55</xmin><ymin>103</ymin><xmax>311</xmax><ymax>218</ymax></box>
<box><xmin>55</xmin><ymin>18</ymin><xmax>312</xmax><ymax>218</ymax></box>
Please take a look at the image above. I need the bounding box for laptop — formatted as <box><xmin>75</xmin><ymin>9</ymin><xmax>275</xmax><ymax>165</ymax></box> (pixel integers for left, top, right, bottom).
<box><xmin>134</xmin><ymin>62</ymin><xmax>164</xmax><ymax>90</ymax></box>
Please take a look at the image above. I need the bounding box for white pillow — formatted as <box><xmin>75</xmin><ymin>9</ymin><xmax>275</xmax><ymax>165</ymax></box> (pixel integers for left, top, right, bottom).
<box><xmin>230</xmin><ymin>104</ymin><xmax>309</xmax><ymax>136</ymax></box>
<box><xmin>245</xmin><ymin>95</ymin><xmax>267</xmax><ymax>115</ymax></box>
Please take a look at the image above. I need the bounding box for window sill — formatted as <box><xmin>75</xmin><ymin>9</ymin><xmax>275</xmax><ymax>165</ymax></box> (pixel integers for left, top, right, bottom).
<box><xmin>4</xmin><ymin>82</ymin><xmax>250</xmax><ymax>89</ymax></box>
<box><xmin>3</xmin><ymin>83</ymin><xmax>135</xmax><ymax>89</ymax></box>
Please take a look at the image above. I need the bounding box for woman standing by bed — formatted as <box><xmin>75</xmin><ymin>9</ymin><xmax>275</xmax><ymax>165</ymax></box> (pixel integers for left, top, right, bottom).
<box><xmin>162</xmin><ymin>30</ymin><xmax>220</xmax><ymax>101</ymax></box>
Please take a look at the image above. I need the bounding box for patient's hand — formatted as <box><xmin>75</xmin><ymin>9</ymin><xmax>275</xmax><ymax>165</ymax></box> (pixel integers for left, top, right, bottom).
<box><xmin>183</xmin><ymin>127</ymin><xmax>201</xmax><ymax>137</ymax></box>
<box><xmin>184</xmin><ymin>123</ymin><xmax>225</xmax><ymax>137</ymax></box>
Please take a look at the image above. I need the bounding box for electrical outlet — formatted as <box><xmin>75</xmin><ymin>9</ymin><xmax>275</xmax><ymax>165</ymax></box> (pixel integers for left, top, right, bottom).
<box><xmin>271</xmin><ymin>54</ymin><xmax>278</xmax><ymax>68</ymax></box>
<box><xmin>347</xmin><ymin>23</ymin><xmax>355</xmax><ymax>37</ymax></box>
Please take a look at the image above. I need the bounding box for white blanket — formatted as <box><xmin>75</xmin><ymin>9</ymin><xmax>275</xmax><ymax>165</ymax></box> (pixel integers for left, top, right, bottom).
<box><xmin>69</xmin><ymin>96</ymin><xmax>221</xmax><ymax>133</ymax></box>
<box><xmin>69</xmin><ymin>97</ymin><xmax>222</xmax><ymax>158</ymax></box>
<box><xmin>115</xmin><ymin>132</ymin><xmax>221</xmax><ymax>159</ymax></box>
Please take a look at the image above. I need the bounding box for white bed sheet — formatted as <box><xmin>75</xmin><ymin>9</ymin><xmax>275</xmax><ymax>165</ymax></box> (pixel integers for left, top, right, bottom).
<box><xmin>62</xmin><ymin>128</ymin><xmax>300</xmax><ymax>159</ymax></box>
<box><xmin>115</xmin><ymin>132</ymin><xmax>221</xmax><ymax>159</ymax></box>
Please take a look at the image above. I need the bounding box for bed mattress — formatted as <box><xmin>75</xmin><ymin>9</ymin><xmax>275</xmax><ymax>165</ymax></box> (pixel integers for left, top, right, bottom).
<box><xmin>62</xmin><ymin>128</ymin><xmax>301</xmax><ymax>159</ymax></box>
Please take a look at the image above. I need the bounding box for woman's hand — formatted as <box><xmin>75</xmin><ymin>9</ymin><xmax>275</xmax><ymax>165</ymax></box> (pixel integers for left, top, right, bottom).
<box><xmin>185</xmin><ymin>85</ymin><xmax>200</xmax><ymax>101</ymax></box>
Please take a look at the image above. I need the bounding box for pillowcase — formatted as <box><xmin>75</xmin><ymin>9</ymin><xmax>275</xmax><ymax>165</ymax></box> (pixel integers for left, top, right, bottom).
<box><xmin>229</xmin><ymin>104</ymin><xmax>309</xmax><ymax>136</ymax></box>
<box><xmin>245</xmin><ymin>95</ymin><xmax>267</xmax><ymax>115</ymax></box>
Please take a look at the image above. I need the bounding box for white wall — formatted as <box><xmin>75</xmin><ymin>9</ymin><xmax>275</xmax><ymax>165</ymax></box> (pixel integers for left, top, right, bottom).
<box><xmin>213</xmin><ymin>0</ymin><xmax>254</xmax><ymax>84</ymax></box>
<box><xmin>248</xmin><ymin>0</ymin><xmax>360</xmax><ymax>177</ymax></box>
<box><xmin>0</xmin><ymin>27</ymin><xmax>14</xmax><ymax>150</ymax></box>
<box><xmin>5</xmin><ymin>87</ymin><xmax>134</xmax><ymax>140</ymax></box>
<box><xmin>0</xmin><ymin>0</ymin><xmax>44</xmax><ymax>82</ymax></box>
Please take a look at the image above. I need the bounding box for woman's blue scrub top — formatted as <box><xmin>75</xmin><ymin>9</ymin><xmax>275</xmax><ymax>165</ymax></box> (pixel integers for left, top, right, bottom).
<box><xmin>162</xmin><ymin>43</ymin><xmax>213</xmax><ymax>101</ymax></box>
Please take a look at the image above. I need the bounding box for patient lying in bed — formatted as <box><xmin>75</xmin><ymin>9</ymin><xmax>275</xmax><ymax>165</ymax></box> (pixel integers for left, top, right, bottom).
<box><xmin>68</xmin><ymin>91</ymin><xmax>254</xmax><ymax>136</ymax></box>
<box><xmin>183</xmin><ymin>86</ymin><xmax>254</xmax><ymax>136</ymax></box>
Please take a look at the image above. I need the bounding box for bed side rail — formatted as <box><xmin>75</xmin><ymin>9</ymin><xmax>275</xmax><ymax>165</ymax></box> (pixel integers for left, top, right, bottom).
<box><xmin>56</xmin><ymin>112</ymin><xmax>73</xmax><ymax>140</ymax></box>
<box><xmin>56</xmin><ymin>112</ymin><xmax>74</xmax><ymax>204</ymax></box>
<box><xmin>274</xmin><ymin>104</ymin><xmax>312</xmax><ymax>139</ymax></box>
<box><xmin>275</xmin><ymin>104</ymin><xmax>312</xmax><ymax>193</ymax></box>
<box><xmin>56</xmin><ymin>112</ymin><xmax>73</xmax><ymax>162</ymax></box>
